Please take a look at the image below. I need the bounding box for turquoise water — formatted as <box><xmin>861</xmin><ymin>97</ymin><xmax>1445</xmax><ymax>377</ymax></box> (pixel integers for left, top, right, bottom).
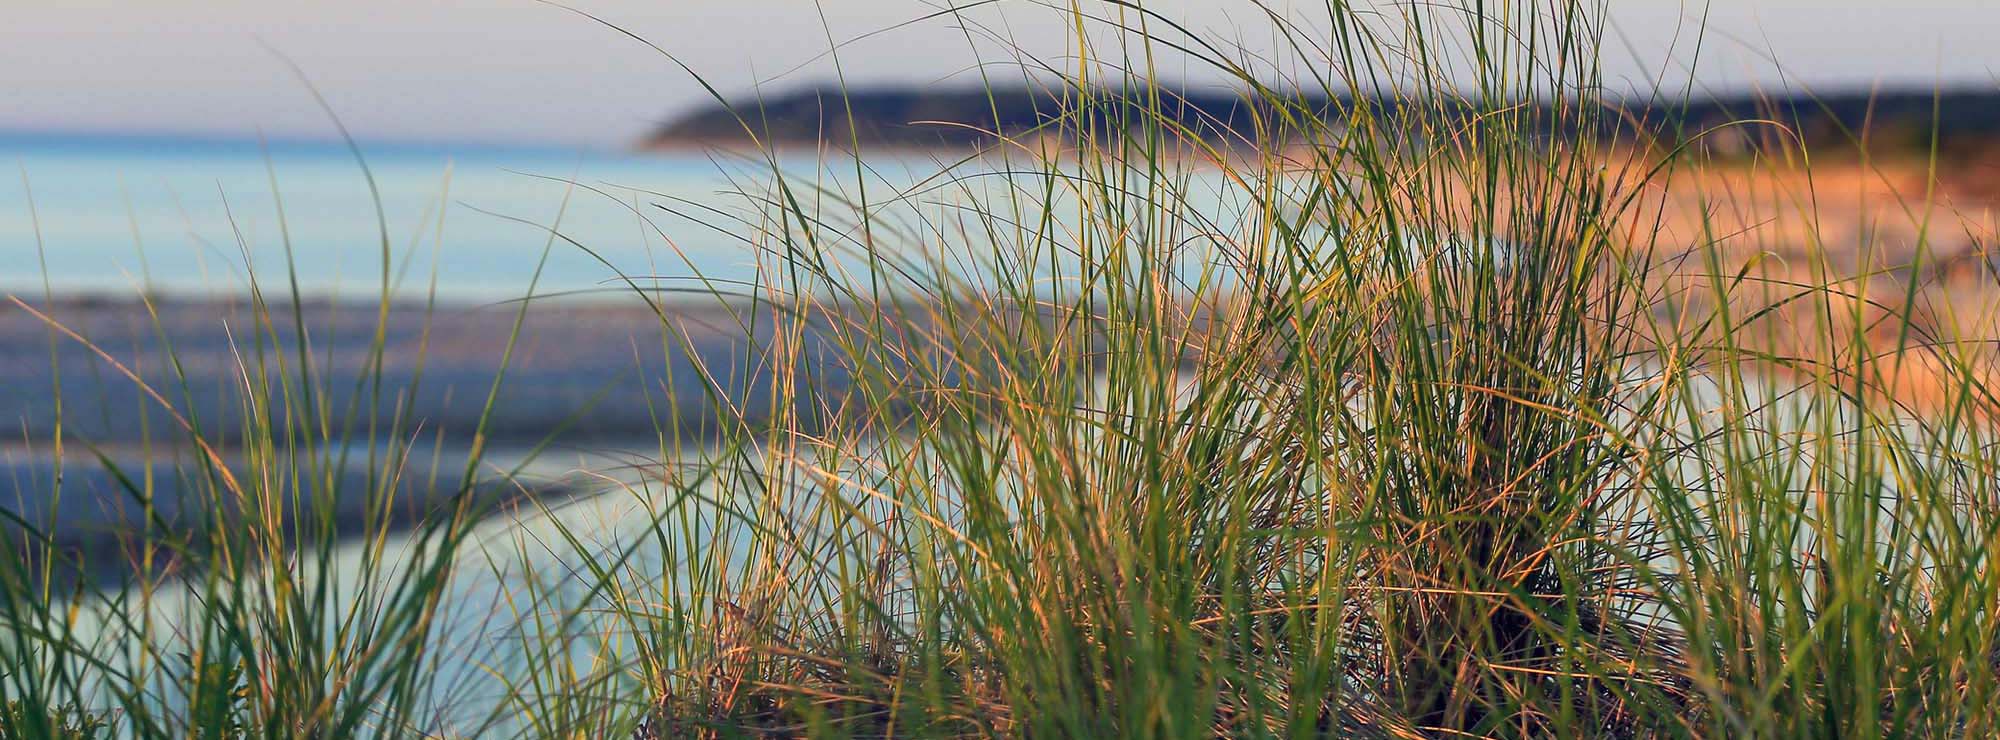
<box><xmin>4</xmin><ymin>134</ymin><xmax>938</xmax><ymax>302</ymax></box>
<box><xmin>5</xmin><ymin>133</ymin><xmax>1272</xmax><ymax>305</ymax></box>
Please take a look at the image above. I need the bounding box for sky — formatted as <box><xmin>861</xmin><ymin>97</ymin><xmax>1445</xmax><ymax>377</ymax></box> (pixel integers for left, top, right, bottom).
<box><xmin>2</xmin><ymin>1</ymin><xmax>1994</xmax><ymax>149</ymax></box>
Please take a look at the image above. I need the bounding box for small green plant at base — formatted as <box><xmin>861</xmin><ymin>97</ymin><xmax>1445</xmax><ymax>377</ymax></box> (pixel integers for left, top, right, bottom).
<box><xmin>2</xmin><ymin>700</ymin><xmax>113</xmax><ymax>739</ymax></box>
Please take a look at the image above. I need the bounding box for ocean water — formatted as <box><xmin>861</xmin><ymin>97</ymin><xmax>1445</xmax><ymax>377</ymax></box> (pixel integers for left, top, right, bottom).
<box><xmin>4</xmin><ymin>133</ymin><xmax>1279</xmax><ymax>305</ymax></box>
<box><xmin>3</xmin><ymin>133</ymin><xmax>954</xmax><ymax>302</ymax></box>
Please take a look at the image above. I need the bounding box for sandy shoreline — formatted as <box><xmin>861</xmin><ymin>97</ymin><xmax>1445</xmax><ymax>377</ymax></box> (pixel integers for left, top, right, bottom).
<box><xmin>0</xmin><ymin>294</ymin><xmax>858</xmax><ymax>567</ymax></box>
<box><xmin>0</xmin><ymin>295</ymin><xmax>845</xmax><ymax>446</ymax></box>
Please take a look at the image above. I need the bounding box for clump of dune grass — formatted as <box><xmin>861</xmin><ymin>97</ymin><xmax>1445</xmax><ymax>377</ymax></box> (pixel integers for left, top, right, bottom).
<box><xmin>513</xmin><ymin>1</ymin><xmax>2000</xmax><ymax>737</ymax></box>
<box><xmin>9</xmin><ymin>0</ymin><xmax>2000</xmax><ymax>738</ymax></box>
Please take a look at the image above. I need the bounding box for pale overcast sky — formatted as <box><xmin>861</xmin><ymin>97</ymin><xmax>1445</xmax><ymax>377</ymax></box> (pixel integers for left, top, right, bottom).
<box><xmin>1</xmin><ymin>1</ymin><xmax>1994</xmax><ymax>148</ymax></box>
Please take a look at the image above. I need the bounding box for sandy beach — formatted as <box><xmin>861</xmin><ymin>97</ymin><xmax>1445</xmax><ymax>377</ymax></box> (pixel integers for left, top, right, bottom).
<box><xmin>0</xmin><ymin>294</ymin><xmax>856</xmax><ymax>567</ymax></box>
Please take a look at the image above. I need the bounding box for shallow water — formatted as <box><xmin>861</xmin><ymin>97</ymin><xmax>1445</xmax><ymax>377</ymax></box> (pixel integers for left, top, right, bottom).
<box><xmin>34</xmin><ymin>440</ymin><xmax>763</xmax><ymax>731</ymax></box>
<box><xmin>4</xmin><ymin>133</ymin><xmax>1278</xmax><ymax>303</ymax></box>
<box><xmin>5</xmin><ymin>134</ymin><xmax>1014</xmax><ymax>302</ymax></box>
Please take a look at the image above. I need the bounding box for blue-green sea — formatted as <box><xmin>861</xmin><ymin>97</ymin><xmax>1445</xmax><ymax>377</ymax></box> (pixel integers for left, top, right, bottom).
<box><xmin>6</xmin><ymin>133</ymin><xmax>921</xmax><ymax>301</ymax></box>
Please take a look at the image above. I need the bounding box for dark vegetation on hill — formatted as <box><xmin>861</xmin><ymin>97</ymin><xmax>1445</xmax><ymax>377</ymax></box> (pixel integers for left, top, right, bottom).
<box><xmin>644</xmin><ymin>84</ymin><xmax>2000</xmax><ymax>156</ymax></box>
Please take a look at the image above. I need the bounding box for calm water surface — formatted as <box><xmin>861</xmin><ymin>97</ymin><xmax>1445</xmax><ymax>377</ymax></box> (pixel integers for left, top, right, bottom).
<box><xmin>5</xmin><ymin>133</ymin><xmax>987</xmax><ymax>301</ymax></box>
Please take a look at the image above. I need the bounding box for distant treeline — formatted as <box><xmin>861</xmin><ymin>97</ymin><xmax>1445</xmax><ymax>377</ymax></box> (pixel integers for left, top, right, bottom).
<box><xmin>644</xmin><ymin>84</ymin><xmax>2000</xmax><ymax>154</ymax></box>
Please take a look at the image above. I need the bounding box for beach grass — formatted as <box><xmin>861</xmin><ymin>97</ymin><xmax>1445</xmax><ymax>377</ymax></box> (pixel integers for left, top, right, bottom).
<box><xmin>8</xmin><ymin>1</ymin><xmax>2000</xmax><ymax>737</ymax></box>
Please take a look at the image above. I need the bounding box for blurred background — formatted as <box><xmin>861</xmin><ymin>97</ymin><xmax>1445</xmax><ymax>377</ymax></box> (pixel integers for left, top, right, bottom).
<box><xmin>4</xmin><ymin>0</ymin><xmax>1997</xmax><ymax>548</ymax></box>
<box><xmin>2</xmin><ymin>0</ymin><xmax>1994</xmax><ymax>299</ymax></box>
<box><xmin>4</xmin><ymin>1</ymin><xmax>1995</xmax><ymax>148</ymax></box>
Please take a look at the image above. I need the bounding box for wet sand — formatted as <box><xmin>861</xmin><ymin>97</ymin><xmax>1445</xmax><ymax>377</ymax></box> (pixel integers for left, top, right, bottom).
<box><xmin>0</xmin><ymin>294</ymin><xmax>856</xmax><ymax>567</ymax></box>
<box><xmin>0</xmin><ymin>296</ymin><xmax>851</xmax><ymax>445</ymax></box>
